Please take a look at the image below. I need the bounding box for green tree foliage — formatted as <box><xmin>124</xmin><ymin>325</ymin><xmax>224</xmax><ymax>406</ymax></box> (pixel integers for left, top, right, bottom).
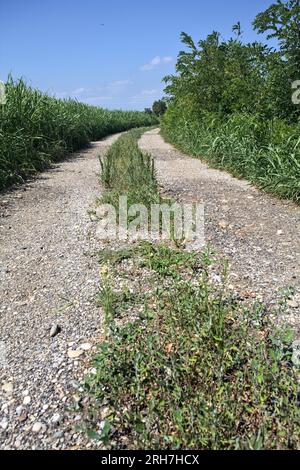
<box><xmin>152</xmin><ymin>99</ymin><xmax>167</xmax><ymax>117</ymax></box>
<box><xmin>253</xmin><ymin>0</ymin><xmax>300</xmax><ymax>79</ymax></box>
<box><xmin>161</xmin><ymin>1</ymin><xmax>300</xmax><ymax>202</ymax></box>
<box><xmin>163</xmin><ymin>24</ymin><xmax>296</xmax><ymax>121</ymax></box>
<box><xmin>254</xmin><ymin>0</ymin><xmax>300</xmax><ymax>119</ymax></box>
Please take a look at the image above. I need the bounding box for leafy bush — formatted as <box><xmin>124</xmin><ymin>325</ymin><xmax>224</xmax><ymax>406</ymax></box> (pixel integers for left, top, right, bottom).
<box><xmin>152</xmin><ymin>100</ymin><xmax>167</xmax><ymax>117</ymax></box>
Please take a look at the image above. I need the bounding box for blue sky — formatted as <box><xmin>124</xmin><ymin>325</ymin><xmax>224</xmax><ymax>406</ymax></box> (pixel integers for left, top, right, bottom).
<box><xmin>1</xmin><ymin>0</ymin><xmax>274</xmax><ymax>110</ymax></box>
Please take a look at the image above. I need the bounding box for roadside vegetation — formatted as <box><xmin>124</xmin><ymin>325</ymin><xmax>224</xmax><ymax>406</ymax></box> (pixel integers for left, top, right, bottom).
<box><xmin>99</xmin><ymin>128</ymin><xmax>160</xmax><ymax>209</ymax></box>
<box><xmin>85</xmin><ymin>129</ymin><xmax>299</xmax><ymax>450</ymax></box>
<box><xmin>0</xmin><ymin>78</ymin><xmax>157</xmax><ymax>191</ymax></box>
<box><xmin>161</xmin><ymin>0</ymin><xmax>300</xmax><ymax>202</ymax></box>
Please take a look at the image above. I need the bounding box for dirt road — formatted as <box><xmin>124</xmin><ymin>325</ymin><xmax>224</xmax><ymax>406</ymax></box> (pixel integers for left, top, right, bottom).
<box><xmin>0</xmin><ymin>134</ymin><xmax>122</xmax><ymax>450</ymax></box>
<box><xmin>1</xmin><ymin>128</ymin><xmax>299</xmax><ymax>450</ymax></box>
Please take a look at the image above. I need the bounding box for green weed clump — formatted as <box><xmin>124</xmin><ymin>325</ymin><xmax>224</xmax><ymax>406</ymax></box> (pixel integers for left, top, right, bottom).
<box><xmin>86</xmin><ymin>243</ymin><xmax>299</xmax><ymax>450</ymax></box>
<box><xmin>99</xmin><ymin>128</ymin><xmax>160</xmax><ymax>209</ymax></box>
<box><xmin>0</xmin><ymin>78</ymin><xmax>157</xmax><ymax>191</ymax></box>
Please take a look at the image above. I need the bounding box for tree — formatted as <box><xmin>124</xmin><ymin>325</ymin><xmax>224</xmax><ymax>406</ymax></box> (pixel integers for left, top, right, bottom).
<box><xmin>162</xmin><ymin>2</ymin><xmax>300</xmax><ymax>123</ymax></box>
<box><xmin>253</xmin><ymin>0</ymin><xmax>300</xmax><ymax>79</ymax></box>
<box><xmin>232</xmin><ymin>21</ymin><xmax>243</xmax><ymax>38</ymax></box>
<box><xmin>163</xmin><ymin>31</ymin><xmax>269</xmax><ymax>116</ymax></box>
<box><xmin>144</xmin><ymin>108</ymin><xmax>153</xmax><ymax>115</ymax></box>
<box><xmin>253</xmin><ymin>0</ymin><xmax>300</xmax><ymax>119</ymax></box>
<box><xmin>152</xmin><ymin>100</ymin><xmax>167</xmax><ymax>117</ymax></box>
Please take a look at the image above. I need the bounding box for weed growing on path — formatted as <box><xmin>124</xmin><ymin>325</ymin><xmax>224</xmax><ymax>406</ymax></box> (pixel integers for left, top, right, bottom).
<box><xmin>86</xmin><ymin>243</ymin><xmax>299</xmax><ymax>450</ymax></box>
<box><xmin>84</xmin><ymin>131</ymin><xmax>299</xmax><ymax>450</ymax></box>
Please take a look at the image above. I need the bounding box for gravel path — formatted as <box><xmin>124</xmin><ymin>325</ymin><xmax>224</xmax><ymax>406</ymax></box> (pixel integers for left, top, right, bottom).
<box><xmin>1</xmin><ymin>128</ymin><xmax>299</xmax><ymax>450</ymax></box>
<box><xmin>139</xmin><ymin>129</ymin><xmax>300</xmax><ymax>333</ymax></box>
<box><xmin>0</xmin><ymin>134</ymin><xmax>122</xmax><ymax>450</ymax></box>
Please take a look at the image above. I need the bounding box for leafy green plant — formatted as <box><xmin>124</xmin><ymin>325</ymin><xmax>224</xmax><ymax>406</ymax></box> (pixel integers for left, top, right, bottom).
<box><xmin>152</xmin><ymin>99</ymin><xmax>167</xmax><ymax>117</ymax></box>
<box><xmin>162</xmin><ymin>110</ymin><xmax>300</xmax><ymax>202</ymax></box>
<box><xmin>98</xmin><ymin>247</ymin><xmax>136</xmax><ymax>266</ymax></box>
<box><xmin>99</xmin><ymin>128</ymin><xmax>160</xmax><ymax>210</ymax></box>
<box><xmin>97</xmin><ymin>278</ymin><xmax>117</xmax><ymax>332</ymax></box>
<box><xmin>86</xmin><ymin>246</ymin><xmax>299</xmax><ymax>450</ymax></box>
<box><xmin>138</xmin><ymin>242</ymin><xmax>199</xmax><ymax>279</ymax></box>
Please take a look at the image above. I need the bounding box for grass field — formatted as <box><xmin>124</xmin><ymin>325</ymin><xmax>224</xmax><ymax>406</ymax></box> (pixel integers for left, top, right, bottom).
<box><xmin>0</xmin><ymin>78</ymin><xmax>157</xmax><ymax>191</ymax></box>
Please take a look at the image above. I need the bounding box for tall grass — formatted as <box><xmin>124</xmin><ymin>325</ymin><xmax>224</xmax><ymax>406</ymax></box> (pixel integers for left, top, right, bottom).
<box><xmin>99</xmin><ymin>128</ymin><xmax>160</xmax><ymax>209</ymax></box>
<box><xmin>0</xmin><ymin>78</ymin><xmax>157</xmax><ymax>191</ymax></box>
<box><xmin>161</xmin><ymin>108</ymin><xmax>300</xmax><ymax>203</ymax></box>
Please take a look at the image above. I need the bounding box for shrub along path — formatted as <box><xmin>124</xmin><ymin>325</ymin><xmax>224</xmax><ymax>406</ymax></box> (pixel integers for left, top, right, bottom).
<box><xmin>139</xmin><ymin>129</ymin><xmax>300</xmax><ymax>334</ymax></box>
<box><xmin>0</xmin><ymin>134</ymin><xmax>124</xmax><ymax>450</ymax></box>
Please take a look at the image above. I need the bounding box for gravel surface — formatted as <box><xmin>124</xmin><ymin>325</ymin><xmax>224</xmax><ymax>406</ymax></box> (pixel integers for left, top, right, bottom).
<box><xmin>1</xmin><ymin>128</ymin><xmax>299</xmax><ymax>450</ymax></box>
<box><xmin>139</xmin><ymin>129</ymin><xmax>300</xmax><ymax>333</ymax></box>
<box><xmin>0</xmin><ymin>134</ymin><xmax>122</xmax><ymax>450</ymax></box>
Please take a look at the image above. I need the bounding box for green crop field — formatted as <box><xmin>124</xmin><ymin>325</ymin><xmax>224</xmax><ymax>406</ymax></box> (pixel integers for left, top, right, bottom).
<box><xmin>0</xmin><ymin>78</ymin><xmax>157</xmax><ymax>191</ymax></box>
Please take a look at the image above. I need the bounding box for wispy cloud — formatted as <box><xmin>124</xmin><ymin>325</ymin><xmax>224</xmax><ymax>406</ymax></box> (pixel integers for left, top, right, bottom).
<box><xmin>141</xmin><ymin>89</ymin><xmax>159</xmax><ymax>96</ymax></box>
<box><xmin>72</xmin><ymin>87</ymin><xmax>86</xmax><ymax>96</ymax></box>
<box><xmin>54</xmin><ymin>80</ymin><xmax>163</xmax><ymax>110</ymax></box>
<box><xmin>55</xmin><ymin>87</ymin><xmax>94</xmax><ymax>100</ymax></box>
<box><xmin>84</xmin><ymin>96</ymin><xmax>113</xmax><ymax>106</ymax></box>
<box><xmin>54</xmin><ymin>79</ymin><xmax>133</xmax><ymax>103</ymax></box>
<box><xmin>140</xmin><ymin>56</ymin><xmax>173</xmax><ymax>71</ymax></box>
<box><xmin>106</xmin><ymin>80</ymin><xmax>133</xmax><ymax>95</ymax></box>
<box><xmin>129</xmin><ymin>89</ymin><xmax>162</xmax><ymax>105</ymax></box>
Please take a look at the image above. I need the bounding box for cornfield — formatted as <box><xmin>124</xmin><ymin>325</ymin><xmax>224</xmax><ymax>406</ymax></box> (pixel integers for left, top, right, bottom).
<box><xmin>0</xmin><ymin>78</ymin><xmax>157</xmax><ymax>191</ymax></box>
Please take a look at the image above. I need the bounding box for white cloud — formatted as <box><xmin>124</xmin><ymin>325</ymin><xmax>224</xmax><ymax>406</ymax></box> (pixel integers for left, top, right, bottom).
<box><xmin>84</xmin><ymin>96</ymin><xmax>113</xmax><ymax>106</ymax></box>
<box><xmin>129</xmin><ymin>89</ymin><xmax>162</xmax><ymax>105</ymax></box>
<box><xmin>54</xmin><ymin>79</ymin><xmax>133</xmax><ymax>102</ymax></box>
<box><xmin>106</xmin><ymin>80</ymin><xmax>133</xmax><ymax>95</ymax></box>
<box><xmin>141</xmin><ymin>89</ymin><xmax>159</xmax><ymax>96</ymax></box>
<box><xmin>140</xmin><ymin>56</ymin><xmax>173</xmax><ymax>71</ymax></box>
<box><xmin>55</xmin><ymin>87</ymin><xmax>98</xmax><ymax>100</ymax></box>
<box><xmin>72</xmin><ymin>87</ymin><xmax>86</xmax><ymax>96</ymax></box>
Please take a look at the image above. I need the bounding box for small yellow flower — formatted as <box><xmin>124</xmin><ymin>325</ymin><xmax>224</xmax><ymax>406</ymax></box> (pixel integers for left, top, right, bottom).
<box><xmin>100</xmin><ymin>265</ymin><xmax>109</xmax><ymax>276</ymax></box>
